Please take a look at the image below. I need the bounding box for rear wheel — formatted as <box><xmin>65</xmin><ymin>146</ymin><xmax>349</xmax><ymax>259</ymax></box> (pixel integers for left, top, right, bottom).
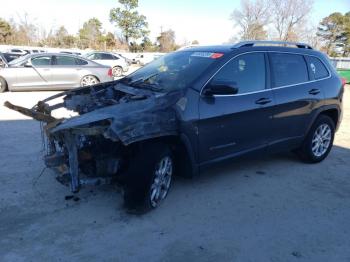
<box><xmin>297</xmin><ymin>115</ymin><xmax>335</xmax><ymax>163</ymax></box>
<box><xmin>0</xmin><ymin>77</ymin><xmax>8</xmax><ymax>93</ymax></box>
<box><xmin>123</xmin><ymin>143</ymin><xmax>174</xmax><ymax>212</ymax></box>
<box><xmin>80</xmin><ymin>75</ymin><xmax>99</xmax><ymax>87</ymax></box>
<box><xmin>112</xmin><ymin>66</ymin><xmax>123</xmax><ymax>77</ymax></box>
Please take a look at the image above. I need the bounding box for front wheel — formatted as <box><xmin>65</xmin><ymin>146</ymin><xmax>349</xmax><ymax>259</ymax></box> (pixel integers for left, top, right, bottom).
<box><xmin>80</xmin><ymin>75</ymin><xmax>99</xmax><ymax>87</ymax></box>
<box><xmin>123</xmin><ymin>143</ymin><xmax>174</xmax><ymax>212</ymax></box>
<box><xmin>297</xmin><ymin>115</ymin><xmax>335</xmax><ymax>163</ymax></box>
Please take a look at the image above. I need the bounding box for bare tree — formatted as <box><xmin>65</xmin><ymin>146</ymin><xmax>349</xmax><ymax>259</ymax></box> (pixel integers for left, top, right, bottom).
<box><xmin>157</xmin><ymin>29</ymin><xmax>176</xmax><ymax>52</ymax></box>
<box><xmin>270</xmin><ymin>0</ymin><xmax>313</xmax><ymax>41</ymax></box>
<box><xmin>16</xmin><ymin>13</ymin><xmax>39</xmax><ymax>45</ymax></box>
<box><xmin>230</xmin><ymin>0</ymin><xmax>270</xmax><ymax>40</ymax></box>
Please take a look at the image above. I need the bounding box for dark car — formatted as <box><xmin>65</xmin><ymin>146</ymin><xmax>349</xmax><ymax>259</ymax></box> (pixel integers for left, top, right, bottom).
<box><xmin>0</xmin><ymin>52</ymin><xmax>21</xmax><ymax>66</ymax></box>
<box><xmin>6</xmin><ymin>41</ymin><xmax>344</xmax><ymax>212</ymax></box>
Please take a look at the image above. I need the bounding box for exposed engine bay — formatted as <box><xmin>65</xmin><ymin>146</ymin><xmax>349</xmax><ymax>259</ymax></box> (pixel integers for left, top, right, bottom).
<box><xmin>4</xmin><ymin>81</ymin><xmax>180</xmax><ymax>192</ymax></box>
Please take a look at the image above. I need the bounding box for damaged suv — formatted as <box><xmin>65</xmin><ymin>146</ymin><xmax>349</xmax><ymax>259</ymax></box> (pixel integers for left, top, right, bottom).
<box><xmin>5</xmin><ymin>41</ymin><xmax>344</xmax><ymax>212</ymax></box>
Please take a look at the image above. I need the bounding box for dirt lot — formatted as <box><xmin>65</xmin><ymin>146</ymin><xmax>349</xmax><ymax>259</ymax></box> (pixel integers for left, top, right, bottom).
<box><xmin>0</xmin><ymin>87</ymin><xmax>349</xmax><ymax>262</ymax></box>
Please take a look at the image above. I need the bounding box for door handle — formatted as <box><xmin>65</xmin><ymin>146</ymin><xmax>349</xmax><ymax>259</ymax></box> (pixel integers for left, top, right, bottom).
<box><xmin>255</xmin><ymin>98</ymin><xmax>272</xmax><ymax>105</ymax></box>
<box><xmin>309</xmin><ymin>89</ymin><xmax>320</xmax><ymax>95</ymax></box>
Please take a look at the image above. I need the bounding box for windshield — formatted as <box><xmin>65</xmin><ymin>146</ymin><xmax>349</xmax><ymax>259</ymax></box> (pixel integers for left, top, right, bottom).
<box><xmin>121</xmin><ymin>51</ymin><xmax>223</xmax><ymax>92</ymax></box>
<box><xmin>8</xmin><ymin>54</ymin><xmax>30</xmax><ymax>66</ymax></box>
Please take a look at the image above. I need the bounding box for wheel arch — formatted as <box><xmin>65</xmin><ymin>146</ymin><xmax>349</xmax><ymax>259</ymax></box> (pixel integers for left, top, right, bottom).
<box><xmin>127</xmin><ymin>134</ymin><xmax>198</xmax><ymax>178</ymax></box>
<box><xmin>320</xmin><ymin>108</ymin><xmax>339</xmax><ymax>128</ymax></box>
<box><xmin>307</xmin><ymin>105</ymin><xmax>341</xmax><ymax>135</ymax></box>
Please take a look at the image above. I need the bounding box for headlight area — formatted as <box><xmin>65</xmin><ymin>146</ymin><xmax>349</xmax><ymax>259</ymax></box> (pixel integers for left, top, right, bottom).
<box><xmin>44</xmin><ymin>120</ymin><xmax>124</xmax><ymax>193</ymax></box>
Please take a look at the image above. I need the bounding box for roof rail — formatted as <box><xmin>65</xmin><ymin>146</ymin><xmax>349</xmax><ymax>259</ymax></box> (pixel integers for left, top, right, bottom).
<box><xmin>233</xmin><ymin>40</ymin><xmax>313</xmax><ymax>50</ymax></box>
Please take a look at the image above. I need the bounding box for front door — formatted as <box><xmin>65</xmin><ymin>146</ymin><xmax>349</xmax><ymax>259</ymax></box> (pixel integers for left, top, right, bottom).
<box><xmin>13</xmin><ymin>55</ymin><xmax>52</xmax><ymax>89</ymax></box>
<box><xmin>198</xmin><ymin>52</ymin><xmax>275</xmax><ymax>163</ymax></box>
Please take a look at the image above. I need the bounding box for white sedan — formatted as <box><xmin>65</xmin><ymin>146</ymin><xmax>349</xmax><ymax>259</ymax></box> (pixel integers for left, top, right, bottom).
<box><xmin>83</xmin><ymin>52</ymin><xmax>129</xmax><ymax>77</ymax></box>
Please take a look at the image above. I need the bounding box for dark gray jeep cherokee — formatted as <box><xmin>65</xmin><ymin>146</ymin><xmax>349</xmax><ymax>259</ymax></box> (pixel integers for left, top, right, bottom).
<box><xmin>6</xmin><ymin>41</ymin><xmax>344</xmax><ymax>212</ymax></box>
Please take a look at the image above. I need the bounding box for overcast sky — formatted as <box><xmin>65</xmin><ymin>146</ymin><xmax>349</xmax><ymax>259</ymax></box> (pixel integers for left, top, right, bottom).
<box><xmin>0</xmin><ymin>0</ymin><xmax>349</xmax><ymax>45</ymax></box>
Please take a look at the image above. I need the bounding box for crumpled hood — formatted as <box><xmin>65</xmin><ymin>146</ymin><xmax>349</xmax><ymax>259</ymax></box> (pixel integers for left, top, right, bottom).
<box><xmin>51</xmin><ymin>89</ymin><xmax>183</xmax><ymax>145</ymax></box>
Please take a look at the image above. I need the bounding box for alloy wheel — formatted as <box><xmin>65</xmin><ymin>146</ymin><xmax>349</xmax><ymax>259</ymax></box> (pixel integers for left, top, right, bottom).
<box><xmin>149</xmin><ymin>156</ymin><xmax>173</xmax><ymax>208</ymax></box>
<box><xmin>81</xmin><ymin>76</ymin><xmax>98</xmax><ymax>87</ymax></box>
<box><xmin>311</xmin><ymin>124</ymin><xmax>332</xmax><ymax>157</ymax></box>
<box><xmin>112</xmin><ymin>67</ymin><xmax>122</xmax><ymax>77</ymax></box>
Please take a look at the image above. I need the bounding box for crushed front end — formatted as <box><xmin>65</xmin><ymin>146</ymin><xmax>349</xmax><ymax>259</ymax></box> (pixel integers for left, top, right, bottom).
<box><xmin>5</xmin><ymin>82</ymin><xmax>179</xmax><ymax>193</ymax></box>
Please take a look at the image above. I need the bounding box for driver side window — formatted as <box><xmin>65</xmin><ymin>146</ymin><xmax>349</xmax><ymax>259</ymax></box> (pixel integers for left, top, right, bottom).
<box><xmin>211</xmin><ymin>53</ymin><xmax>266</xmax><ymax>94</ymax></box>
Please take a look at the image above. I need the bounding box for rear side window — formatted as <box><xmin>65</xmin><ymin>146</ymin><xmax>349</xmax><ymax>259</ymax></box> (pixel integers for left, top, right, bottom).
<box><xmin>87</xmin><ymin>53</ymin><xmax>101</xmax><ymax>60</ymax></box>
<box><xmin>305</xmin><ymin>56</ymin><xmax>329</xmax><ymax>80</ymax></box>
<box><xmin>111</xmin><ymin>55</ymin><xmax>119</xmax><ymax>60</ymax></box>
<box><xmin>210</xmin><ymin>52</ymin><xmax>266</xmax><ymax>94</ymax></box>
<box><xmin>270</xmin><ymin>53</ymin><xmax>308</xmax><ymax>87</ymax></box>
<box><xmin>55</xmin><ymin>56</ymin><xmax>77</xmax><ymax>65</ymax></box>
<box><xmin>100</xmin><ymin>53</ymin><xmax>115</xmax><ymax>60</ymax></box>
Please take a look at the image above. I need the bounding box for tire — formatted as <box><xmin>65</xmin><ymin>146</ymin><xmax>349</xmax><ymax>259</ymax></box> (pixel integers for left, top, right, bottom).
<box><xmin>80</xmin><ymin>75</ymin><xmax>99</xmax><ymax>87</ymax></box>
<box><xmin>297</xmin><ymin>115</ymin><xmax>335</xmax><ymax>163</ymax></box>
<box><xmin>123</xmin><ymin>143</ymin><xmax>174</xmax><ymax>213</ymax></box>
<box><xmin>0</xmin><ymin>77</ymin><xmax>8</xmax><ymax>93</ymax></box>
<box><xmin>112</xmin><ymin>66</ymin><xmax>123</xmax><ymax>77</ymax></box>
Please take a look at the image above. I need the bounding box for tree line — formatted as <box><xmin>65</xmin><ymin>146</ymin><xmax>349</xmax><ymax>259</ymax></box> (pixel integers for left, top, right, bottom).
<box><xmin>0</xmin><ymin>0</ymin><xmax>185</xmax><ymax>52</ymax></box>
<box><xmin>0</xmin><ymin>0</ymin><xmax>349</xmax><ymax>55</ymax></box>
<box><xmin>231</xmin><ymin>0</ymin><xmax>350</xmax><ymax>56</ymax></box>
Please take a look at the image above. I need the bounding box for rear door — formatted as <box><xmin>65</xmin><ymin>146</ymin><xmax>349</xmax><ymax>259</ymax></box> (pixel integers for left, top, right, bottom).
<box><xmin>13</xmin><ymin>55</ymin><xmax>52</xmax><ymax>89</ymax></box>
<box><xmin>268</xmin><ymin>52</ymin><xmax>325</xmax><ymax>148</ymax></box>
<box><xmin>50</xmin><ymin>55</ymin><xmax>86</xmax><ymax>89</ymax></box>
<box><xmin>198</xmin><ymin>52</ymin><xmax>275</xmax><ymax>163</ymax></box>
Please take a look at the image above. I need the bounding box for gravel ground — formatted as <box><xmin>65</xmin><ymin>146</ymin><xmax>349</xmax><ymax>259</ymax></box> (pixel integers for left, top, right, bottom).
<box><xmin>0</xmin><ymin>86</ymin><xmax>349</xmax><ymax>262</ymax></box>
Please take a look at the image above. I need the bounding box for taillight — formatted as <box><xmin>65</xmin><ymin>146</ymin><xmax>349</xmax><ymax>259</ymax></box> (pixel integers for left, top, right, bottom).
<box><xmin>108</xmin><ymin>68</ymin><xmax>113</xmax><ymax>77</ymax></box>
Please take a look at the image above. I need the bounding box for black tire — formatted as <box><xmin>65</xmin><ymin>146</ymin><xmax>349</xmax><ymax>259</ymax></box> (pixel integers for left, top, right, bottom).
<box><xmin>123</xmin><ymin>143</ymin><xmax>174</xmax><ymax>213</ymax></box>
<box><xmin>0</xmin><ymin>77</ymin><xmax>8</xmax><ymax>93</ymax></box>
<box><xmin>297</xmin><ymin>115</ymin><xmax>335</xmax><ymax>163</ymax></box>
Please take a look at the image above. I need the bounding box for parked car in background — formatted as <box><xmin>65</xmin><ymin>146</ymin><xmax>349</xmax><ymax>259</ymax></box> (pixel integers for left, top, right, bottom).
<box><xmin>83</xmin><ymin>51</ymin><xmax>129</xmax><ymax>77</ymax></box>
<box><xmin>131</xmin><ymin>53</ymin><xmax>164</xmax><ymax>66</ymax></box>
<box><xmin>0</xmin><ymin>53</ymin><xmax>113</xmax><ymax>92</ymax></box>
<box><xmin>132</xmin><ymin>53</ymin><xmax>155</xmax><ymax>66</ymax></box>
<box><xmin>60</xmin><ymin>51</ymin><xmax>82</xmax><ymax>56</ymax></box>
<box><xmin>116</xmin><ymin>53</ymin><xmax>132</xmax><ymax>65</ymax></box>
<box><xmin>7</xmin><ymin>48</ymin><xmax>28</xmax><ymax>56</ymax></box>
<box><xmin>0</xmin><ymin>52</ymin><xmax>21</xmax><ymax>67</ymax></box>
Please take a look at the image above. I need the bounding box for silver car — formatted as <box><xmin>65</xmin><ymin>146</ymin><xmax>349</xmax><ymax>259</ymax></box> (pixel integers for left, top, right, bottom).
<box><xmin>83</xmin><ymin>52</ymin><xmax>129</xmax><ymax>77</ymax></box>
<box><xmin>0</xmin><ymin>53</ymin><xmax>114</xmax><ymax>92</ymax></box>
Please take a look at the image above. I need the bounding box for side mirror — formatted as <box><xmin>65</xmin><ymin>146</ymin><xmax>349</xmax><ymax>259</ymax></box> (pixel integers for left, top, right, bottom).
<box><xmin>203</xmin><ymin>81</ymin><xmax>239</xmax><ymax>96</ymax></box>
<box><xmin>24</xmin><ymin>61</ymin><xmax>32</xmax><ymax>68</ymax></box>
